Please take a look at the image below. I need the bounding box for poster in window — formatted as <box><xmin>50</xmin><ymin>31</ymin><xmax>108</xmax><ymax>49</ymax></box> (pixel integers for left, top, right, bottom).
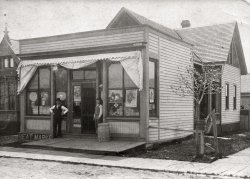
<box><xmin>41</xmin><ymin>92</ymin><xmax>49</xmax><ymax>106</ymax></box>
<box><xmin>108</xmin><ymin>90</ymin><xmax>123</xmax><ymax>103</ymax></box>
<box><xmin>57</xmin><ymin>92</ymin><xmax>66</xmax><ymax>101</ymax></box>
<box><xmin>74</xmin><ymin>86</ymin><xmax>81</xmax><ymax>102</ymax></box>
<box><xmin>125</xmin><ymin>89</ymin><xmax>137</xmax><ymax>107</ymax></box>
<box><xmin>29</xmin><ymin>92</ymin><xmax>38</xmax><ymax>102</ymax></box>
<box><xmin>149</xmin><ymin>88</ymin><xmax>154</xmax><ymax>103</ymax></box>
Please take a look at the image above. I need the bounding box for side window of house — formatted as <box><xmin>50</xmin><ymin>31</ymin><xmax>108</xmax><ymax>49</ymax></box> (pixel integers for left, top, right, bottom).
<box><xmin>233</xmin><ymin>85</ymin><xmax>236</xmax><ymax>110</ymax></box>
<box><xmin>10</xmin><ymin>58</ymin><xmax>14</xmax><ymax>68</ymax></box>
<box><xmin>225</xmin><ymin>83</ymin><xmax>229</xmax><ymax>110</ymax></box>
<box><xmin>149</xmin><ymin>60</ymin><xmax>157</xmax><ymax>117</ymax></box>
<box><xmin>27</xmin><ymin>68</ymin><xmax>51</xmax><ymax>115</ymax></box>
<box><xmin>4</xmin><ymin>58</ymin><xmax>9</xmax><ymax>68</ymax></box>
<box><xmin>108</xmin><ymin>63</ymin><xmax>140</xmax><ymax>117</ymax></box>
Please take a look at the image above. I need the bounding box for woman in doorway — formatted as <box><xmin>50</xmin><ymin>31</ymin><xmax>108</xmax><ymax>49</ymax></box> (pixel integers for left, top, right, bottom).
<box><xmin>94</xmin><ymin>98</ymin><xmax>103</xmax><ymax>133</ymax></box>
<box><xmin>50</xmin><ymin>98</ymin><xmax>68</xmax><ymax>138</ymax></box>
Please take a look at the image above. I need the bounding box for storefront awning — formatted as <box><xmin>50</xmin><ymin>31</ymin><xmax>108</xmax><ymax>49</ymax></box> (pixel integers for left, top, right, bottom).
<box><xmin>17</xmin><ymin>51</ymin><xmax>143</xmax><ymax>93</ymax></box>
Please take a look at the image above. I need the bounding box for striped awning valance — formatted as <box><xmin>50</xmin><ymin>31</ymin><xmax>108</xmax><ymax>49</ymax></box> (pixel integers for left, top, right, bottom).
<box><xmin>17</xmin><ymin>51</ymin><xmax>140</xmax><ymax>68</ymax></box>
<box><xmin>17</xmin><ymin>51</ymin><xmax>143</xmax><ymax>93</ymax></box>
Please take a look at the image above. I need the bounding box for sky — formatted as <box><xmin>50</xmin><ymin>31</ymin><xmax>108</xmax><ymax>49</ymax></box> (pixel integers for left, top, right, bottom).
<box><xmin>0</xmin><ymin>0</ymin><xmax>250</xmax><ymax>71</ymax></box>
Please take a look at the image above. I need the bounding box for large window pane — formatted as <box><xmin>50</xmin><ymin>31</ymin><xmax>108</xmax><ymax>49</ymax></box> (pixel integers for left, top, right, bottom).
<box><xmin>40</xmin><ymin>91</ymin><xmax>50</xmax><ymax>115</ymax></box>
<box><xmin>108</xmin><ymin>64</ymin><xmax>122</xmax><ymax>88</ymax></box>
<box><xmin>124</xmin><ymin>89</ymin><xmax>139</xmax><ymax>116</ymax></box>
<box><xmin>149</xmin><ymin>60</ymin><xmax>157</xmax><ymax>117</ymax></box>
<box><xmin>85</xmin><ymin>70</ymin><xmax>96</xmax><ymax>80</ymax></box>
<box><xmin>27</xmin><ymin>92</ymin><xmax>39</xmax><ymax>115</ymax></box>
<box><xmin>149</xmin><ymin>61</ymin><xmax>155</xmax><ymax>88</ymax></box>
<box><xmin>55</xmin><ymin>68</ymin><xmax>67</xmax><ymax>91</ymax></box>
<box><xmin>124</xmin><ymin>70</ymin><xmax>136</xmax><ymax>88</ymax></box>
<box><xmin>73</xmin><ymin>70</ymin><xmax>84</xmax><ymax>80</ymax></box>
<box><xmin>39</xmin><ymin>68</ymin><xmax>50</xmax><ymax>89</ymax></box>
<box><xmin>27</xmin><ymin>68</ymin><xmax>51</xmax><ymax>115</ymax></box>
<box><xmin>108</xmin><ymin>90</ymin><xmax>123</xmax><ymax>116</ymax></box>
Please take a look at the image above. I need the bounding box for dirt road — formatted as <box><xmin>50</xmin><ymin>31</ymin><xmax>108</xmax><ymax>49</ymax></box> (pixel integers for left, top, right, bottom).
<box><xmin>0</xmin><ymin>157</ymin><xmax>231</xmax><ymax>179</ymax></box>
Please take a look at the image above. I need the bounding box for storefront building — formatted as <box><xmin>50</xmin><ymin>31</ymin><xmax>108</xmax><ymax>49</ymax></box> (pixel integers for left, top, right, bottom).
<box><xmin>18</xmin><ymin>8</ymin><xmax>194</xmax><ymax>143</ymax></box>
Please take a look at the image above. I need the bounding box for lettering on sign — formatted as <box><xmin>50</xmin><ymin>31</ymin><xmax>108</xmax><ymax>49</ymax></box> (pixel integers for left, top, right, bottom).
<box><xmin>18</xmin><ymin>133</ymin><xmax>51</xmax><ymax>141</ymax></box>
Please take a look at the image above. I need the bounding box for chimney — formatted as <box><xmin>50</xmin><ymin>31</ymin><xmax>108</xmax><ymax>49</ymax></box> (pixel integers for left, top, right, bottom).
<box><xmin>181</xmin><ymin>20</ymin><xmax>191</xmax><ymax>28</ymax></box>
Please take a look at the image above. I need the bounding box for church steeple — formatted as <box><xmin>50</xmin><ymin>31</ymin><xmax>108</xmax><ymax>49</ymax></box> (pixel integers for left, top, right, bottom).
<box><xmin>3</xmin><ymin>23</ymin><xmax>11</xmax><ymax>44</ymax></box>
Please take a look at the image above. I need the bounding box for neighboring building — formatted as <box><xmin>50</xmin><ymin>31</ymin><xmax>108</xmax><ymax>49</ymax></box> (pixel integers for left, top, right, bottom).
<box><xmin>17</xmin><ymin>7</ymin><xmax>194</xmax><ymax>143</ymax></box>
<box><xmin>0</xmin><ymin>27</ymin><xmax>20</xmax><ymax>135</ymax></box>
<box><xmin>241</xmin><ymin>74</ymin><xmax>250</xmax><ymax>110</ymax></box>
<box><xmin>177</xmin><ymin>22</ymin><xmax>248</xmax><ymax>133</ymax></box>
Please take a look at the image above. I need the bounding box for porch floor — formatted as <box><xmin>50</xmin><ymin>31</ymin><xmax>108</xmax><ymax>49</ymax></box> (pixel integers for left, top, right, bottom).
<box><xmin>21</xmin><ymin>137</ymin><xmax>145</xmax><ymax>153</ymax></box>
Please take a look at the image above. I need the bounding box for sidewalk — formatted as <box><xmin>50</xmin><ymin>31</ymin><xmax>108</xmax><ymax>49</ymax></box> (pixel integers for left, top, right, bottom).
<box><xmin>0</xmin><ymin>146</ymin><xmax>249</xmax><ymax>178</ymax></box>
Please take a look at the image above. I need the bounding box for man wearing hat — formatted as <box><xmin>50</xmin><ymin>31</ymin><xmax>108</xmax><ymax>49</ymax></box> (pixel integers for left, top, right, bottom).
<box><xmin>50</xmin><ymin>98</ymin><xmax>68</xmax><ymax>138</ymax></box>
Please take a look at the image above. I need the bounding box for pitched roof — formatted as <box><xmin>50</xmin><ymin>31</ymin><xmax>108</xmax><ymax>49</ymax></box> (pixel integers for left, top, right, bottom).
<box><xmin>176</xmin><ymin>22</ymin><xmax>236</xmax><ymax>63</ymax></box>
<box><xmin>241</xmin><ymin>74</ymin><xmax>250</xmax><ymax>93</ymax></box>
<box><xmin>107</xmin><ymin>7</ymin><xmax>181</xmax><ymax>40</ymax></box>
<box><xmin>0</xmin><ymin>36</ymin><xmax>20</xmax><ymax>56</ymax></box>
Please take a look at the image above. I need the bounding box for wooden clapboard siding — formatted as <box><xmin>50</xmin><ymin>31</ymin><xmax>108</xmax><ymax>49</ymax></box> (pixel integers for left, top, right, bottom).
<box><xmin>149</xmin><ymin>119</ymin><xmax>159</xmax><ymax>141</ymax></box>
<box><xmin>148</xmin><ymin>31</ymin><xmax>193</xmax><ymax>142</ymax></box>
<box><xmin>221</xmin><ymin>64</ymin><xmax>241</xmax><ymax>124</ymax></box>
<box><xmin>20</xmin><ymin>30</ymin><xmax>145</xmax><ymax>54</ymax></box>
<box><xmin>108</xmin><ymin>121</ymin><xmax>139</xmax><ymax>137</ymax></box>
<box><xmin>25</xmin><ymin>118</ymin><xmax>66</xmax><ymax>131</ymax></box>
<box><xmin>26</xmin><ymin>119</ymin><xmax>50</xmax><ymax>131</ymax></box>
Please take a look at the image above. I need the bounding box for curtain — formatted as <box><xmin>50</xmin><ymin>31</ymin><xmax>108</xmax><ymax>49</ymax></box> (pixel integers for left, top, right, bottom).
<box><xmin>17</xmin><ymin>66</ymin><xmax>37</xmax><ymax>94</ymax></box>
<box><xmin>120</xmin><ymin>51</ymin><xmax>143</xmax><ymax>90</ymax></box>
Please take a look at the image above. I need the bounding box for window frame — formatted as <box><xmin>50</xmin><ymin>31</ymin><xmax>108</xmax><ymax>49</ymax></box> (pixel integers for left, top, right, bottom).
<box><xmin>26</xmin><ymin>67</ymin><xmax>51</xmax><ymax>116</ymax></box>
<box><xmin>107</xmin><ymin>62</ymin><xmax>140</xmax><ymax>118</ymax></box>
<box><xmin>55</xmin><ymin>67</ymin><xmax>68</xmax><ymax>107</ymax></box>
<box><xmin>149</xmin><ymin>59</ymin><xmax>158</xmax><ymax>117</ymax></box>
<box><xmin>4</xmin><ymin>58</ymin><xmax>9</xmax><ymax>68</ymax></box>
<box><xmin>225</xmin><ymin>83</ymin><xmax>229</xmax><ymax>110</ymax></box>
<box><xmin>233</xmin><ymin>85</ymin><xmax>237</xmax><ymax>110</ymax></box>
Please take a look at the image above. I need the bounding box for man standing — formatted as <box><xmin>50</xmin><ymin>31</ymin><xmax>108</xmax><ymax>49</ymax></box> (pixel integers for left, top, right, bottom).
<box><xmin>50</xmin><ymin>98</ymin><xmax>68</xmax><ymax>138</ymax></box>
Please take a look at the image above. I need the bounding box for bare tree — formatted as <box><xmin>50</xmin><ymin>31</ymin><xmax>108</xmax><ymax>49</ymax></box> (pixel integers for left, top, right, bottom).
<box><xmin>172</xmin><ymin>55</ymin><xmax>222</xmax><ymax>157</ymax></box>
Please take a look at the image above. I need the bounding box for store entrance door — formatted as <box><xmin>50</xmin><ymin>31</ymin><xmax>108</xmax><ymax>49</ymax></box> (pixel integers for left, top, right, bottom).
<box><xmin>73</xmin><ymin>82</ymin><xmax>96</xmax><ymax>134</ymax></box>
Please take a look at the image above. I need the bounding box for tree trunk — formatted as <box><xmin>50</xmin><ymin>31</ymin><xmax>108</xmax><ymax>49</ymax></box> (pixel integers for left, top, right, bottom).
<box><xmin>195</xmin><ymin>102</ymin><xmax>200</xmax><ymax>157</ymax></box>
<box><xmin>195</xmin><ymin>102</ymin><xmax>205</xmax><ymax>157</ymax></box>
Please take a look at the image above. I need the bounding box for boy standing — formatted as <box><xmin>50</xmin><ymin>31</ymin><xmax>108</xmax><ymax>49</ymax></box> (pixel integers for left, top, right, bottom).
<box><xmin>93</xmin><ymin>98</ymin><xmax>103</xmax><ymax>132</ymax></box>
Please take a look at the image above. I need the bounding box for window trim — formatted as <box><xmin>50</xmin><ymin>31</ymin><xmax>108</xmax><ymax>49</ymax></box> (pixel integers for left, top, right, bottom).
<box><xmin>233</xmin><ymin>85</ymin><xmax>237</xmax><ymax>110</ymax></box>
<box><xmin>107</xmin><ymin>62</ymin><xmax>140</xmax><ymax>117</ymax></box>
<box><xmin>26</xmin><ymin>67</ymin><xmax>51</xmax><ymax>116</ymax></box>
<box><xmin>149</xmin><ymin>59</ymin><xmax>158</xmax><ymax>117</ymax></box>
<box><xmin>225</xmin><ymin>83</ymin><xmax>229</xmax><ymax>110</ymax></box>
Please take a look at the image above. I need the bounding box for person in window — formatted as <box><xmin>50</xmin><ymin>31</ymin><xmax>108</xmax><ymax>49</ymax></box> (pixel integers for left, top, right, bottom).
<box><xmin>50</xmin><ymin>98</ymin><xmax>68</xmax><ymax>138</ymax></box>
<box><xmin>93</xmin><ymin>98</ymin><xmax>103</xmax><ymax>133</ymax></box>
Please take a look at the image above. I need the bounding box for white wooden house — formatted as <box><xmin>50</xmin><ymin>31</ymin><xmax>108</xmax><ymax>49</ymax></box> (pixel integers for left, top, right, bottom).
<box><xmin>177</xmin><ymin>22</ymin><xmax>248</xmax><ymax>133</ymax></box>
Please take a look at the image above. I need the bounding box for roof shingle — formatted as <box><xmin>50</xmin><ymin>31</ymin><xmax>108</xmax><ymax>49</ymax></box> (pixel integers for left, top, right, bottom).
<box><xmin>176</xmin><ymin>22</ymin><xmax>236</xmax><ymax>63</ymax></box>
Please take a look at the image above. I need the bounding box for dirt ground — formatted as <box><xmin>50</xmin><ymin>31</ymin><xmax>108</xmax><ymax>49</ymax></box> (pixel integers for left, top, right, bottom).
<box><xmin>0</xmin><ymin>157</ymin><xmax>231</xmax><ymax>179</ymax></box>
<box><xmin>123</xmin><ymin>133</ymin><xmax>250</xmax><ymax>163</ymax></box>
